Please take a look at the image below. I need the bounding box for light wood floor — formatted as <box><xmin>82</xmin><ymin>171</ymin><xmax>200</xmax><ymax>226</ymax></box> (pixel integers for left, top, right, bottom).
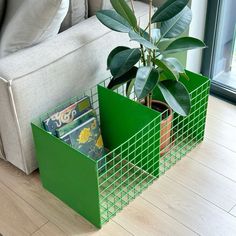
<box><xmin>0</xmin><ymin>96</ymin><xmax>236</xmax><ymax>236</ymax></box>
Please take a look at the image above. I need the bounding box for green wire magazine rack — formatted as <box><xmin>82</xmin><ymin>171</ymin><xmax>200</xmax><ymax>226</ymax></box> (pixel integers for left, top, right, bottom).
<box><xmin>31</xmin><ymin>70</ymin><xmax>210</xmax><ymax>228</ymax></box>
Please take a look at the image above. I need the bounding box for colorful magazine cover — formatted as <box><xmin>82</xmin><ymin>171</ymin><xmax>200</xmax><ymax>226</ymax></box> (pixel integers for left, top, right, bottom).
<box><xmin>60</xmin><ymin>117</ymin><xmax>105</xmax><ymax>169</ymax></box>
<box><xmin>43</xmin><ymin>96</ymin><xmax>91</xmax><ymax>135</ymax></box>
<box><xmin>55</xmin><ymin>109</ymin><xmax>97</xmax><ymax>138</ymax></box>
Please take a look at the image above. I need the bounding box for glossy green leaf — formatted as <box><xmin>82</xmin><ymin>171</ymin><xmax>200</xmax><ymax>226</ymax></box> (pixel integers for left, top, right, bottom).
<box><xmin>163</xmin><ymin>57</ymin><xmax>185</xmax><ymax>73</ymax></box>
<box><xmin>110</xmin><ymin>0</ymin><xmax>137</xmax><ymax>28</ymax></box>
<box><xmin>159</xmin><ymin>73</ymin><xmax>170</xmax><ymax>82</ymax></box>
<box><xmin>152</xmin><ymin>0</ymin><xmax>189</xmax><ymax>23</ymax></box>
<box><xmin>126</xmin><ymin>79</ymin><xmax>135</xmax><ymax>97</ymax></box>
<box><xmin>96</xmin><ymin>10</ymin><xmax>131</xmax><ymax>33</ymax></box>
<box><xmin>107</xmin><ymin>46</ymin><xmax>130</xmax><ymax>69</ymax></box>
<box><xmin>129</xmin><ymin>30</ymin><xmax>156</xmax><ymax>49</ymax></box>
<box><xmin>154</xmin><ymin>59</ymin><xmax>178</xmax><ymax>80</ymax></box>
<box><xmin>158</xmin><ymin>80</ymin><xmax>191</xmax><ymax>116</ymax></box>
<box><xmin>138</xmin><ymin>27</ymin><xmax>150</xmax><ymax>41</ymax></box>
<box><xmin>110</xmin><ymin>48</ymin><xmax>141</xmax><ymax>78</ymax></box>
<box><xmin>163</xmin><ymin>36</ymin><xmax>206</xmax><ymax>54</ymax></box>
<box><xmin>161</xmin><ymin>6</ymin><xmax>192</xmax><ymax>38</ymax></box>
<box><xmin>134</xmin><ymin>67</ymin><xmax>159</xmax><ymax>99</ymax></box>
<box><xmin>157</xmin><ymin>38</ymin><xmax>174</xmax><ymax>51</ymax></box>
<box><xmin>108</xmin><ymin>67</ymin><xmax>138</xmax><ymax>90</ymax></box>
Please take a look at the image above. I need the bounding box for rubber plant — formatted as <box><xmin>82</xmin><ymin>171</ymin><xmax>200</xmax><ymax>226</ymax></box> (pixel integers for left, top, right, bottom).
<box><xmin>96</xmin><ymin>0</ymin><xmax>206</xmax><ymax>116</ymax></box>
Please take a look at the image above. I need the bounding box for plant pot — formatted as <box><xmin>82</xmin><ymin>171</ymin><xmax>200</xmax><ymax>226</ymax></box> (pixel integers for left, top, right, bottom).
<box><xmin>151</xmin><ymin>100</ymin><xmax>173</xmax><ymax>155</ymax></box>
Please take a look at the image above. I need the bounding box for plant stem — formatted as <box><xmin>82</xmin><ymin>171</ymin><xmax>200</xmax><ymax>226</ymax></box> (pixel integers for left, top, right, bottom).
<box><xmin>147</xmin><ymin>94</ymin><xmax>150</xmax><ymax>108</ymax></box>
<box><xmin>145</xmin><ymin>93</ymin><xmax>152</xmax><ymax>108</ymax></box>
<box><xmin>153</xmin><ymin>50</ymin><xmax>156</xmax><ymax>66</ymax></box>
<box><xmin>148</xmin><ymin>0</ymin><xmax>153</xmax><ymax>108</ymax></box>
<box><xmin>149</xmin><ymin>93</ymin><xmax>152</xmax><ymax>108</ymax></box>
<box><xmin>130</xmin><ymin>0</ymin><xmax>135</xmax><ymax>13</ymax></box>
<box><xmin>147</xmin><ymin>0</ymin><xmax>152</xmax><ymax>66</ymax></box>
<box><xmin>149</xmin><ymin>0</ymin><xmax>152</xmax><ymax>39</ymax></box>
<box><xmin>140</xmin><ymin>44</ymin><xmax>146</xmax><ymax>66</ymax></box>
<box><xmin>130</xmin><ymin>0</ymin><xmax>139</xmax><ymax>31</ymax></box>
<box><xmin>143</xmin><ymin>24</ymin><xmax>149</xmax><ymax>33</ymax></box>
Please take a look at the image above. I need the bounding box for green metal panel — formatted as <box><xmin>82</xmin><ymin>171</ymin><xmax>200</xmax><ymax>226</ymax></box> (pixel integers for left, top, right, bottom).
<box><xmin>96</xmin><ymin>85</ymin><xmax>161</xmax><ymax>224</ymax></box>
<box><xmin>176</xmin><ymin>71</ymin><xmax>211</xmax><ymax>142</ymax></box>
<box><xmin>183</xmin><ymin>70</ymin><xmax>210</xmax><ymax>92</ymax></box>
<box><xmin>31</xmin><ymin>123</ymin><xmax>101</xmax><ymax>228</ymax></box>
<box><xmin>98</xmin><ymin>85</ymin><xmax>160</xmax><ymax>149</ymax></box>
<box><xmin>98</xmin><ymin>85</ymin><xmax>161</xmax><ymax>176</ymax></box>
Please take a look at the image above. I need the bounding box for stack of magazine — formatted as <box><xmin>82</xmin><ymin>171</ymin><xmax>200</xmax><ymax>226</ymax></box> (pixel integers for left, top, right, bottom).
<box><xmin>42</xmin><ymin>96</ymin><xmax>105</xmax><ymax>169</ymax></box>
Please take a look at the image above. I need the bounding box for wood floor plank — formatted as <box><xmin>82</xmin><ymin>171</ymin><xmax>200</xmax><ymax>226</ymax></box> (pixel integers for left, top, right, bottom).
<box><xmin>187</xmin><ymin>138</ymin><xmax>236</xmax><ymax>182</ymax></box>
<box><xmin>231</xmin><ymin>206</ymin><xmax>236</xmax><ymax>217</ymax></box>
<box><xmin>166</xmin><ymin>157</ymin><xmax>236</xmax><ymax>211</ymax></box>
<box><xmin>141</xmin><ymin>176</ymin><xmax>236</xmax><ymax>236</ymax></box>
<box><xmin>0</xmin><ymin>181</ymin><xmax>47</xmax><ymax>236</ymax></box>
<box><xmin>32</xmin><ymin>222</ymin><xmax>65</xmax><ymax>236</ymax></box>
<box><xmin>207</xmin><ymin>96</ymin><xmax>236</xmax><ymax>127</ymax></box>
<box><xmin>98</xmin><ymin>222</ymin><xmax>133</xmax><ymax>236</ymax></box>
<box><xmin>205</xmin><ymin>115</ymin><xmax>236</xmax><ymax>152</ymax></box>
<box><xmin>0</xmin><ymin>160</ymin><xmax>131</xmax><ymax>236</ymax></box>
<box><xmin>31</xmin><ymin>222</ymin><xmax>129</xmax><ymax>236</ymax></box>
<box><xmin>113</xmin><ymin>197</ymin><xmax>197</xmax><ymax>236</ymax></box>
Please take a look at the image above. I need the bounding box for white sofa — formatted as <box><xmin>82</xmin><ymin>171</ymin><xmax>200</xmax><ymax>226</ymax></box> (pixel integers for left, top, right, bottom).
<box><xmin>0</xmin><ymin>0</ymin><xmax>153</xmax><ymax>174</ymax></box>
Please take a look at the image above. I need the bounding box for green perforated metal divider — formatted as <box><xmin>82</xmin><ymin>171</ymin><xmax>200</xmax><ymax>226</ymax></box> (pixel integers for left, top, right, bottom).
<box><xmin>32</xmin><ymin>70</ymin><xmax>210</xmax><ymax>228</ymax></box>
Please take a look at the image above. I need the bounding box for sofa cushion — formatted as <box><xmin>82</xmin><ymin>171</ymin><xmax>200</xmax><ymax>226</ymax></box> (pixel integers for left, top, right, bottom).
<box><xmin>60</xmin><ymin>0</ymin><xmax>88</xmax><ymax>32</ymax></box>
<box><xmin>0</xmin><ymin>0</ymin><xmax>69</xmax><ymax>57</ymax></box>
<box><xmin>0</xmin><ymin>0</ymin><xmax>5</xmax><ymax>27</ymax></box>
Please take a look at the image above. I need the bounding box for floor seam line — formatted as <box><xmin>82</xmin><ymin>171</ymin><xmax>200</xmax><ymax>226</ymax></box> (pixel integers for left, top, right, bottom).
<box><xmin>228</xmin><ymin>204</ymin><xmax>236</xmax><ymax>213</ymax></box>
<box><xmin>205</xmin><ymin>137</ymin><xmax>236</xmax><ymax>153</ymax></box>
<box><xmin>207</xmin><ymin>113</ymin><xmax>236</xmax><ymax>128</ymax></box>
<box><xmin>165</xmin><ymin>175</ymin><xmax>233</xmax><ymax>213</ymax></box>
<box><xmin>111</xmin><ymin>219</ymin><xmax>135</xmax><ymax>236</ymax></box>
<box><xmin>204</xmin><ymin>137</ymin><xmax>236</xmax><ymax>153</ymax></box>
<box><xmin>140</xmin><ymin>196</ymin><xmax>201</xmax><ymax>236</ymax></box>
<box><xmin>0</xmin><ymin>178</ymin><xmax>49</xmax><ymax>226</ymax></box>
<box><xmin>30</xmin><ymin>220</ymin><xmax>49</xmax><ymax>235</ymax></box>
<box><xmin>186</xmin><ymin>155</ymin><xmax>236</xmax><ymax>184</ymax></box>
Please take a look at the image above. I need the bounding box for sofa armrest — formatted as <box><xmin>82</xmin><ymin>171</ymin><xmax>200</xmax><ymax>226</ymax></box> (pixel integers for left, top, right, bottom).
<box><xmin>0</xmin><ymin>17</ymin><xmax>110</xmax><ymax>82</ymax></box>
<box><xmin>87</xmin><ymin>0</ymin><xmax>160</xmax><ymax>16</ymax></box>
<box><xmin>0</xmin><ymin>1</ymin><xmax>149</xmax><ymax>174</ymax></box>
<box><xmin>0</xmin><ymin>1</ymin><xmax>149</xmax><ymax>83</ymax></box>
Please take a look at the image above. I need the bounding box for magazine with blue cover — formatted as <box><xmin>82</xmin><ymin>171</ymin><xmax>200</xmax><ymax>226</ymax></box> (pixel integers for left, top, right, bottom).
<box><xmin>60</xmin><ymin>117</ymin><xmax>105</xmax><ymax>169</ymax></box>
<box><xmin>55</xmin><ymin>109</ymin><xmax>97</xmax><ymax>138</ymax></box>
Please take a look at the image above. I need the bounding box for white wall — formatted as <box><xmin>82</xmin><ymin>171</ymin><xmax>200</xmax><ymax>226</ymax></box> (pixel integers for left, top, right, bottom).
<box><xmin>186</xmin><ymin>0</ymin><xmax>208</xmax><ymax>73</ymax></box>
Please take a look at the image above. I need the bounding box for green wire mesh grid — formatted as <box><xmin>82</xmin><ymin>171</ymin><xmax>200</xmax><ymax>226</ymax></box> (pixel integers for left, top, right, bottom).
<box><xmin>95</xmin><ymin>75</ymin><xmax>210</xmax><ymax>225</ymax></box>
<box><xmin>32</xmin><ymin>71</ymin><xmax>210</xmax><ymax>228</ymax></box>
